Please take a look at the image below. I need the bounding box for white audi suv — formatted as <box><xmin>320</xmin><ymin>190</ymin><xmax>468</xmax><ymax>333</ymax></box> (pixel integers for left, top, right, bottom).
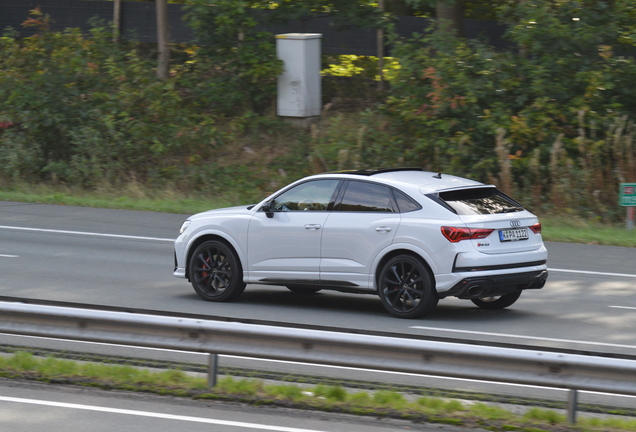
<box><xmin>174</xmin><ymin>168</ymin><xmax>548</xmax><ymax>318</ymax></box>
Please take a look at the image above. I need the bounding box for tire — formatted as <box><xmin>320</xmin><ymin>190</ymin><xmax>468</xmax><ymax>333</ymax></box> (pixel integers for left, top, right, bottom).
<box><xmin>189</xmin><ymin>240</ymin><xmax>246</xmax><ymax>302</ymax></box>
<box><xmin>471</xmin><ymin>291</ymin><xmax>521</xmax><ymax>309</ymax></box>
<box><xmin>378</xmin><ymin>255</ymin><xmax>438</xmax><ymax>319</ymax></box>
<box><xmin>286</xmin><ymin>286</ymin><xmax>322</xmax><ymax>294</ymax></box>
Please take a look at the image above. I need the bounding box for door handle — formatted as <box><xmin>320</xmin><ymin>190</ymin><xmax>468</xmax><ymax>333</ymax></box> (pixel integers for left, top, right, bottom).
<box><xmin>304</xmin><ymin>224</ymin><xmax>322</xmax><ymax>230</ymax></box>
<box><xmin>375</xmin><ymin>226</ymin><xmax>392</xmax><ymax>233</ymax></box>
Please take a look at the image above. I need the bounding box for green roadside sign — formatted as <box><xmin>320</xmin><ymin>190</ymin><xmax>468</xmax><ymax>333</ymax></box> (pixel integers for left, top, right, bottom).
<box><xmin>619</xmin><ymin>183</ymin><xmax>636</xmax><ymax>206</ymax></box>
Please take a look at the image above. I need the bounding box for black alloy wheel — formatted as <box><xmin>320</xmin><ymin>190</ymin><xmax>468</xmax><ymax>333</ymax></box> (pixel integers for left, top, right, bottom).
<box><xmin>378</xmin><ymin>255</ymin><xmax>438</xmax><ymax>319</ymax></box>
<box><xmin>189</xmin><ymin>240</ymin><xmax>246</xmax><ymax>302</ymax></box>
<box><xmin>471</xmin><ymin>291</ymin><xmax>521</xmax><ymax>309</ymax></box>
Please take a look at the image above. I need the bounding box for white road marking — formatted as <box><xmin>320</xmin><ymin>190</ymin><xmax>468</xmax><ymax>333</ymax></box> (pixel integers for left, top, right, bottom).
<box><xmin>549</xmin><ymin>268</ymin><xmax>636</xmax><ymax>278</ymax></box>
<box><xmin>0</xmin><ymin>396</ymin><xmax>330</xmax><ymax>432</ymax></box>
<box><xmin>409</xmin><ymin>326</ymin><xmax>636</xmax><ymax>350</ymax></box>
<box><xmin>0</xmin><ymin>225</ymin><xmax>173</xmax><ymax>242</ymax></box>
<box><xmin>0</xmin><ymin>225</ymin><xmax>633</xmax><ymax>406</ymax></box>
<box><xmin>1</xmin><ymin>226</ymin><xmax>634</xmax><ymax>278</ymax></box>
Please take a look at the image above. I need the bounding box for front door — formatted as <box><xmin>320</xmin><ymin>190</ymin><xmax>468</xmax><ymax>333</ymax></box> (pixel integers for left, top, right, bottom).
<box><xmin>246</xmin><ymin>179</ymin><xmax>340</xmax><ymax>284</ymax></box>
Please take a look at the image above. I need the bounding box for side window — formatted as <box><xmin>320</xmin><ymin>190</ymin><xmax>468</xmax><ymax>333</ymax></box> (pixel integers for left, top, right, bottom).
<box><xmin>392</xmin><ymin>189</ymin><xmax>421</xmax><ymax>213</ymax></box>
<box><xmin>336</xmin><ymin>181</ymin><xmax>394</xmax><ymax>212</ymax></box>
<box><xmin>272</xmin><ymin>180</ymin><xmax>340</xmax><ymax>212</ymax></box>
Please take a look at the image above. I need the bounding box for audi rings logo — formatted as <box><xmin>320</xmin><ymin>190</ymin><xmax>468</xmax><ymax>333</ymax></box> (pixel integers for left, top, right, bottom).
<box><xmin>510</xmin><ymin>220</ymin><xmax>521</xmax><ymax>227</ymax></box>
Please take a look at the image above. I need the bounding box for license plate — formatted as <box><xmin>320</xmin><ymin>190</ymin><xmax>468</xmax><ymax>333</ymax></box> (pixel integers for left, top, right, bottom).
<box><xmin>499</xmin><ymin>228</ymin><xmax>529</xmax><ymax>242</ymax></box>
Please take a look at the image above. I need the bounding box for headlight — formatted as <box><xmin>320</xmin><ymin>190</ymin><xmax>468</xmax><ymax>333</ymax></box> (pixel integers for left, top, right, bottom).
<box><xmin>179</xmin><ymin>220</ymin><xmax>191</xmax><ymax>235</ymax></box>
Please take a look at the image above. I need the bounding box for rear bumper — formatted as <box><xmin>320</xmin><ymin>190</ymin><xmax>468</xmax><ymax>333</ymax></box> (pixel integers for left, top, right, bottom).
<box><xmin>439</xmin><ymin>269</ymin><xmax>548</xmax><ymax>299</ymax></box>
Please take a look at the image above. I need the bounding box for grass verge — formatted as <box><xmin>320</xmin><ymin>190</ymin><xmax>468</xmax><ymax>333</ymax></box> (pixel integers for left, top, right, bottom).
<box><xmin>540</xmin><ymin>215</ymin><xmax>636</xmax><ymax>247</ymax></box>
<box><xmin>1</xmin><ymin>184</ymin><xmax>635</xmax><ymax>247</ymax></box>
<box><xmin>1</xmin><ymin>351</ymin><xmax>636</xmax><ymax>432</ymax></box>
<box><xmin>0</xmin><ymin>183</ymin><xmax>233</xmax><ymax>215</ymax></box>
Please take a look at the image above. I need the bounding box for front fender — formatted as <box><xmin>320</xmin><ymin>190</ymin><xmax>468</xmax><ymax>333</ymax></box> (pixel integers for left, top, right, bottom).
<box><xmin>178</xmin><ymin>227</ymin><xmax>249</xmax><ymax>279</ymax></box>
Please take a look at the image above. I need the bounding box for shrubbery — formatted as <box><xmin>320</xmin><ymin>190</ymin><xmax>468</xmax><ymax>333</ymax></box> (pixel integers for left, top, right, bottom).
<box><xmin>0</xmin><ymin>9</ymin><xmax>291</xmax><ymax>200</ymax></box>
<box><xmin>181</xmin><ymin>0</ymin><xmax>283</xmax><ymax>115</ymax></box>
<box><xmin>0</xmin><ymin>14</ymin><xmax>187</xmax><ymax>187</ymax></box>
<box><xmin>1</xmin><ymin>2</ymin><xmax>636</xmax><ymax>221</ymax></box>
<box><xmin>383</xmin><ymin>0</ymin><xmax>636</xmax><ymax>218</ymax></box>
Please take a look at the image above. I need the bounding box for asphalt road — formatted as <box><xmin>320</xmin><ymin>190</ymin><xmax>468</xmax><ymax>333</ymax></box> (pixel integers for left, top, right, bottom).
<box><xmin>1</xmin><ymin>200</ymin><xmax>636</xmax><ymax>410</ymax></box>
<box><xmin>0</xmin><ymin>379</ymin><xmax>441</xmax><ymax>432</ymax></box>
<box><xmin>1</xmin><ymin>201</ymin><xmax>635</xmax><ymax>351</ymax></box>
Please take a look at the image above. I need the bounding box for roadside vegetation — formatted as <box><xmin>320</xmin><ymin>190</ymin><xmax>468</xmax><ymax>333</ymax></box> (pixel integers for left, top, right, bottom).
<box><xmin>2</xmin><ymin>351</ymin><xmax>636</xmax><ymax>432</ymax></box>
<box><xmin>1</xmin><ymin>4</ymin><xmax>634</xmax><ymax>427</ymax></box>
<box><xmin>1</xmin><ymin>1</ymin><xmax>635</xmax><ymax>242</ymax></box>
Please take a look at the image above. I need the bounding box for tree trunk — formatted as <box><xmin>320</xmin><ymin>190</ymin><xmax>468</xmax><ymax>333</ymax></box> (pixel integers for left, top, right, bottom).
<box><xmin>436</xmin><ymin>0</ymin><xmax>464</xmax><ymax>38</ymax></box>
<box><xmin>156</xmin><ymin>0</ymin><xmax>170</xmax><ymax>80</ymax></box>
<box><xmin>385</xmin><ymin>0</ymin><xmax>410</xmax><ymax>16</ymax></box>
<box><xmin>113</xmin><ymin>0</ymin><xmax>121</xmax><ymax>42</ymax></box>
<box><xmin>377</xmin><ymin>0</ymin><xmax>385</xmax><ymax>91</ymax></box>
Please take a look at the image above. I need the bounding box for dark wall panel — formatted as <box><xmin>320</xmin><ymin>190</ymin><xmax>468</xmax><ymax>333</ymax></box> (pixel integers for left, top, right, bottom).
<box><xmin>0</xmin><ymin>0</ymin><xmax>507</xmax><ymax>54</ymax></box>
<box><xmin>0</xmin><ymin>0</ymin><xmax>193</xmax><ymax>43</ymax></box>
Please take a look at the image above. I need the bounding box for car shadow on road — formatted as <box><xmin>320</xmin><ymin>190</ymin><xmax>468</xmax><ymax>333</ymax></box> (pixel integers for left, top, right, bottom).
<box><xmin>432</xmin><ymin>303</ymin><xmax>536</xmax><ymax>322</ymax></box>
<box><xmin>174</xmin><ymin>286</ymin><xmax>537</xmax><ymax>323</ymax></box>
<box><xmin>238</xmin><ymin>288</ymin><xmax>387</xmax><ymax>314</ymax></box>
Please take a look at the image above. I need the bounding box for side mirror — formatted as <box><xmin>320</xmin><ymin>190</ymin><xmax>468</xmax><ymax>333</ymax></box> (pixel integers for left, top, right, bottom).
<box><xmin>261</xmin><ymin>201</ymin><xmax>275</xmax><ymax>218</ymax></box>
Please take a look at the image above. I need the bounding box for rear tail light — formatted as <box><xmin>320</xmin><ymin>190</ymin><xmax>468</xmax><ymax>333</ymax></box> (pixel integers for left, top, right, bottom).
<box><xmin>529</xmin><ymin>223</ymin><xmax>542</xmax><ymax>234</ymax></box>
<box><xmin>441</xmin><ymin>226</ymin><xmax>495</xmax><ymax>243</ymax></box>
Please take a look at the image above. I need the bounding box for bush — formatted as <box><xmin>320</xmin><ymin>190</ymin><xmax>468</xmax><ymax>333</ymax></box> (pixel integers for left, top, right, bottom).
<box><xmin>182</xmin><ymin>0</ymin><xmax>283</xmax><ymax>115</ymax></box>
<box><xmin>383</xmin><ymin>0</ymin><xmax>636</xmax><ymax>219</ymax></box>
<box><xmin>0</xmin><ymin>10</ymin><xmax>248</xmax><ymax>191</ymax></box>
<box><xmin>3</xmin><ymin>3</ymin><xmax>636</xmax><ymax>222</ymax></box>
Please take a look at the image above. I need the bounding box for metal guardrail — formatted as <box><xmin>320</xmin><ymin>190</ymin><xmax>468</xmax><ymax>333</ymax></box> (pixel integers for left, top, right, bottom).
<box><xmin>1</xmin><ymin>301</ymin><xmax>635</xmax><ymax>423</ymax></box>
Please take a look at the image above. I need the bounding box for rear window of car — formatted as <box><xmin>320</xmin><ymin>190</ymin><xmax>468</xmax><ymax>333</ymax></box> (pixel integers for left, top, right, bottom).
<box><xmin>392</xmin><ymin>189</ymin><xmax>421</xmax><ymax>213</ymax></box>
<box><xmin>436</xmin><ymin>187</ymin><xmax>523</xmax><ymax>215</ymax></box>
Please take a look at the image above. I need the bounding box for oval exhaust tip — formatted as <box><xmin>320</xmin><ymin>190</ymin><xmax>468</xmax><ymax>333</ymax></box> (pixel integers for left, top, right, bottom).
<box><xmin>467</xmin><ymin>286</ymin><xmax>483</xmax><ymax>297</ymax></box>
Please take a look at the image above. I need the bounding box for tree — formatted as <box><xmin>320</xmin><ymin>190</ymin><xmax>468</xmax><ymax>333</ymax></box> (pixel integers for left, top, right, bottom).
<box><xmin>184</xmin><ymin>0</ymin><xmax>284</xmax><ymax>114</ymax></box>
<box><xmin>436</xmin><ymin>0</ymin><xmax>463</xmax><ymax>37</ymax></box>
<box><xmin>384</xmin><ymin>0</ymin><xmax>636</xmax><ymax>213</ymax></box>
<box><xmin>262</xmin><ymin>0</ymin><xmax>386</xmax><ymax>32</ymax></box>
<box><xmin>400</xmin><ymin>0</ymin><xmax>504</xmax><ymax>37</ymax></box>
<box><xmin>156</xmin><ymin>0</ymin><xmax>170</xmax><ymax>80</ymax></box>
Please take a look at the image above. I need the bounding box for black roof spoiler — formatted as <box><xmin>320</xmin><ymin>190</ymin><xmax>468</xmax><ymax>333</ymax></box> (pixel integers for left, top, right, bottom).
<box><xmin>327</xmin><ymin>167</ymin><xmax>428</xmax><ymax>176</ymax></box>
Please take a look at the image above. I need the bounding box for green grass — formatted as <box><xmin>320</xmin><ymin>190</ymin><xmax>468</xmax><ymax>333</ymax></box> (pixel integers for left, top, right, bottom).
<box><xmin>2</xmin><ymin>184</ymin><xmax>635</xmax><ymax>247</ymax></box>
<box><xmin>0</xmin><ymin>184</ymin><xmax>235</xmax><ymax>215</ymax></box>
<box><xmin>540</xmin><ymin>215</ymin><xmax>636</xmax><ymax>247</ymax></box>
<box><xmin>2</xmin><ymin>352</ymin><xmax>636</xmax><ymax>431</ymax></box>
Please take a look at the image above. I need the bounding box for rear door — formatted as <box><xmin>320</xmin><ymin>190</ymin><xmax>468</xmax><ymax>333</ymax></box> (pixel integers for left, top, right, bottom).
<box><xmin>320</xmin><ymin>180</ymin><xmax>400</xmax><ymax>288</ymax></box>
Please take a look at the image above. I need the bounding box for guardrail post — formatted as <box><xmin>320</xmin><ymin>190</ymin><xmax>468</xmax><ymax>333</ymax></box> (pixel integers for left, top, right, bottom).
<box><xmin>567</xmin><ymin>389</ymin><xmax>578</xmax><ymax>424</ymax></box>
<box><xmin>208</xmin><ymin>353</ymin><xmax>218</xmax><ymax>388</ymax></box>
